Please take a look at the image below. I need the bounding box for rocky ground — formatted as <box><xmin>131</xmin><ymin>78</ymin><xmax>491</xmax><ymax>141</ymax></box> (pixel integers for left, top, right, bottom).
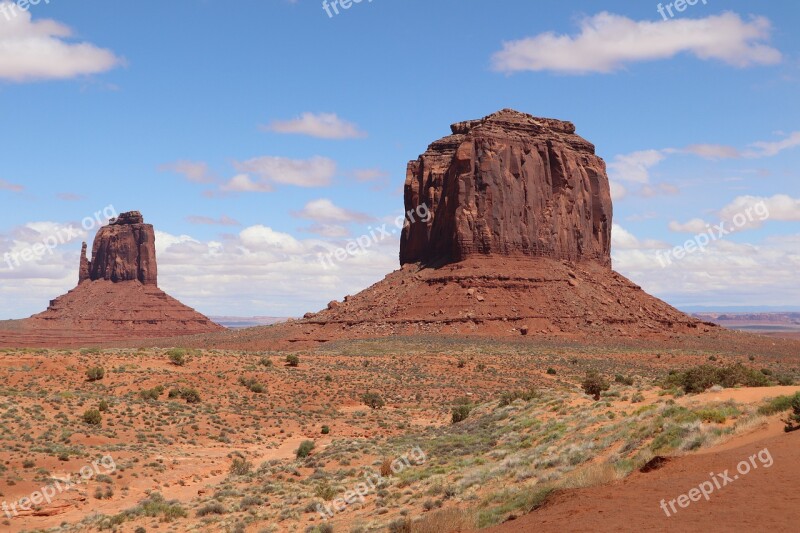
<box><xmin>1</xmin><ymin>335</ymin><xmax>798</xmax><ymax>532</ymax></box>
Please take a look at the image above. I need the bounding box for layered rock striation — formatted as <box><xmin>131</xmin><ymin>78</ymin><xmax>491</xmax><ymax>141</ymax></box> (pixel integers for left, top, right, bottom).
<box><xmin>401</xmin><ymin>109</ymin><xmax>612</xmax><ymax>267</ymax></box>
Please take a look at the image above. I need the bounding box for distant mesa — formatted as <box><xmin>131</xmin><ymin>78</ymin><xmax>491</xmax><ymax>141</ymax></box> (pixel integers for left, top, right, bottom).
<box><xmin>0</xmin><ymin>211</ymin><xmax>222</xmax><ymax>347</ymax></box>
<box><xmin>222</xmin><ymin>109</ymin><xmax>714</xmax><ymax>348</ymax></box>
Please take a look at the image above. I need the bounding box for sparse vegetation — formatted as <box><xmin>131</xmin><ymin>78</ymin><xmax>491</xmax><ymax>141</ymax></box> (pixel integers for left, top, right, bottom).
<box><xmin>296</xmin><ymin>440</ymin><xmax>315</xmax><ymax>459</ymax></box>
<box><xmin>167</xmin><ymin>348</ymin><xmax>188</xmax><ymax>366</ymax></box>
<box><xmin>86</xmin><ymin>366</ymin><xmax>105</xmax><ymax>382</ymax></box>
<box><xmin>582</xmin><ymin>371</ymin><xmax>610</xmax><ymax>401</ymax></box>
<box><xmin>361</xmin><ymin>392</ymin><xmax>385</xmax><ymax>409</ymax></box>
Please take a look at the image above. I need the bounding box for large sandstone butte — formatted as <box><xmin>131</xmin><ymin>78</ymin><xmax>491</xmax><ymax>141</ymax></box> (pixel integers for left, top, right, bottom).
<box><xmin>198</xmin><ymin>110</ymin><xmax>712</xmax><ymax>349</ymax></box>
<box><xmin>0</xmin><ymin>211</ymin><xmax>222</xmax><ymax>347</ymax></box>
<box><xmin>401</xmin><ymin>110</ymin><xmax>612</xmax><ymax>267</ymax></box>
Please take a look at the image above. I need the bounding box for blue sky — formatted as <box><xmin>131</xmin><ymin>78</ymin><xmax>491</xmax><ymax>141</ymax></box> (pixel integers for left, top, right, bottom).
<box><xmin>1</xmin><ymin>0</ymin><xmax>798</xmax><ymax>318</ymax></box>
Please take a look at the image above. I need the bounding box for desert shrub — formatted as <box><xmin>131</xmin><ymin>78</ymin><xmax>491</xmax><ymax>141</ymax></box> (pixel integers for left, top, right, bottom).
<box><xmin>140</xmin><ymin>386</ymin><xmax>165</xmax><ymax>401</ymax></box>
<box><xmin>229</xmin><ymin>457</ymin><xmax>253</xmax><ymax>476</ymax></box>
<box><xmin>664</xmin><ymin>364</ymin><xmax>770</xmax><ymax>393</ymax></box>
<box><xmin>286</xmin><ymin>354</ymin><xmax>300</xmax><ymax>367</ymax></box>
<box><xmin>784</xmin><ymin>395</ymin><xmax>800</xmax><ymax>433</ymax></box>
<box><xmin>259</xmin><ymin>356</ymin><xmax>273</xmax><ymax>367</ymax></box>
<box><xmin>196</xmin><ymin>502</ymin><xmax>227</xmax><ymax>517</ymax></box>
<box><xmin>168</xmin><ymin>387</ymin><xmax>201</xmax><ymax>403</ymax></box>
<box><xmin>314</xmin><ymin>482</ymin><xmax>337</xmax><ymax>501</ymax></box>
<box><xmin>582</xmin><ymin>371</ymin><xmax>610</xmax><ymax>401</ymax></box>
<box><xmin>296</xmin><ymin>440</ymin><xmax>315</xmax><ymax>459</ymax></box>
<box><xmin>167</xmin><ymin>349</ymin><xmax>187</xmax><ymax>366</ymax></box>
<box><xmin>777</xmin><ymin>374</ymin><xmax>795</xmax><ymax>386</ymax></box>
<box><xmin>499</xmin><ymin>388</ymin><xmax>539</xmax><ymax>407</ymax></box>
<box><xmin>451</xmin><ymin>404</ymin><xmax>471</xmax><ymax>424</ymax></box>
<box><xmin>630</xmin><ymin>392</ymin><xmax>646</xmax><ymax>403</ymax></box>
<box><xmin>82</xmin><ymin>409</ymin><xmax>102</xmax><ymax>426</ymax></box>
<box><xmin>456</xmin><ymin>359</ymin><xmax>466</xmax><ymax>368</ymax></box>
<box><xmin>321</xmin><ymin>425</ymin><xmax>330</xmax><ymax>434</ymax></box>
<box><xmin>387</xmin><ymin>518</ymin><xmax>412</xmax><ymax>533</ymax></box>
<box><xmin>361</xmin><ymin>392</ymin><xmax>385</xmax><ymax>409</ymax></box>
<box><xmin>98</xmin><ymin>400</ymin><xmax>110</xmax><ymax>412</ymax></box>
<box><xmin>86</xmin><ymin>367</ymin><xmax>105</xmax><ymax>382</ymax></box>
<box><xmin>615</xmin><ymin>374</ymin><xmax>635</xmax><ymax>386</ymax></box>
<box><xmin>238</xmin><ymin>377</ymin><xmax>266</xmax><ymax>394</ymax></box>
<box><xmin>546</xmin><ymin>367</ymin><xmax>557</xmax><ymax>375</ymax></box>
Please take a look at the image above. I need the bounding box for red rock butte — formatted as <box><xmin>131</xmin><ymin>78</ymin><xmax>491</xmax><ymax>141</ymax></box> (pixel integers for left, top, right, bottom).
<box><xmin>0</xmin><ymin>211</ymin><xmax>222</xmax><ymax>347</ymax></box>
<box><xmin>204</xmin><ymin>110</ymin><xmax>714</xmax><ymax>350</ymax></box>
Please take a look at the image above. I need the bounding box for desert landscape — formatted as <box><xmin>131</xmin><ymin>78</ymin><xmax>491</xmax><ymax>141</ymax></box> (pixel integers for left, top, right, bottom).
<box><xmin>1</xmin><ymin>2</ymin><xmax>799</xmax><ymax>533</ymax></box>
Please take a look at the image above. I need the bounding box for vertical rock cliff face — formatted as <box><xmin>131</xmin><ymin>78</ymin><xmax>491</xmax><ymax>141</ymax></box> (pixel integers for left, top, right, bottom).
<box><xmin>401</xmin><ymin>109</ymin><xmax>612</xmax><ymax>267</ymax></box>
<box><xmin>85</xmin><ymin>211</ymin><xmax>158</xmax><ymax>286</ymax></box>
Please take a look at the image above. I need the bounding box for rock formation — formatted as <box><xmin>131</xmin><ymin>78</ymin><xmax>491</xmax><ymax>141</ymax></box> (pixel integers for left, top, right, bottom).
<box><xmin>401</xmin><ymin>109</ymin><xmax>612</xmax><ymax>267</ymax></box>
<box><xmin>86</xmin><ymin>210</ymin><xmax>158</xmax><ymax>285</ymax></box>
<box><xmin>207</xmin><ymin>109</ymin><xmax>712</xmax><ymax>349</ymax></box>
<box><xmin>0</xmin><ymin>211</ymin><xmax>222</xmax><ymax>347</ymax></box>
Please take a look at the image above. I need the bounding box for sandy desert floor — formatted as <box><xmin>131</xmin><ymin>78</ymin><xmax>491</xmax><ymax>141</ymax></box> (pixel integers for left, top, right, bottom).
<box><xmin>0</xmin><ymin>336</ymin><xmax>798</xmax><ymax>532</ymax></box>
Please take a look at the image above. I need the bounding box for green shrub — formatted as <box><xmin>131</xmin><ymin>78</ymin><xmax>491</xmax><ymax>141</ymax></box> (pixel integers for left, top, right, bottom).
<box><xmin>546</xmin><ymin>368</ymin><xmax>557</xmax><ymax>375</ymax></box>
<box><xmin>229</xmin><ymin>457</ymin><xmax>253</xmax><ymax>476</ymax></box>
<box><xmin>451</xmin><ymin>404</ymin><xmax>471</xmax><ymax>424</ymax></box>
<box><xmin>499</xmin><ymin>388</ymin><xmax>539</xmax><ymax>407</ymax></box>
<box><xmin>86</xmin><ymin>367</ymin><xmax>105</xmax><ymax>382</ymax></box>
<box><xmin>582</xmin><ymin>371</ymin><xmax>610</xmax><ymax>401</ymax></box>
<box><xmin>664</xmin><ymin>364</ymin><xmax>770</xmax><ymax>394</ymax></box>
<box><xmin>167</xmin><ymin>349</ymin><xmax>187</xmax><ymax>366</ymax></box>
<box><xmin>361</xmin><ymin>392</ymin><xmax>385</xmax><ymax>409</ymax></box>
<box><xmin>259</xmin><ymin>356</ymin><xmax>273</xmax><ymax>367</ymax></box>
<box><xmin>758</xmin><ymin>394</ymin><xmax>798</xmax><ymax>416</ymax></box>
<box><xmin>98</xmin><ymin>400</ymin><xmax>110</xmax><ymax>412</ymax></box>
<box><xmin>140</xmin><ymin>386</ymin><xmax>165</xmax><ymax>401</ymax></box>
<box><xmin>321</xmin><ymin>425</ymin><xmax>330</xmax><ymax>435</ymax></box>
<box><xmin>82</xmin><ymin>409</ymin><xmax>102</xmax><ymax>426</ymax></box>
<box><xmin>784</xmin><ymin>396</ymin><xmax>800</xmax><ymax>432</ymax></box>
<box><xmin>296</xmin><ymin>440</ymin><xmax>315</xmax><ymax>459</ymax></box>
<box><xmin>181</xmin><ymin>388</ymin><xmax>201</xmax><ymax>404</ymax></box>
<box><xmin>238</xmin><ymin>377</ymin><xmax>266</xmax><ymax>394</ymax></box>
<box><xmin>615</xmin><ymin>374</ymin><xmax>634</xmax><ymax>386</ymax></box>
<box><xmin>286</xmin><ymin>354</ymin><xmax>300</xmax><ymax>367</ymax></box>
<box><xmin>196</xmin><ymin>502</ymin><xmax>227</xmax><ymax>517</ymax></box>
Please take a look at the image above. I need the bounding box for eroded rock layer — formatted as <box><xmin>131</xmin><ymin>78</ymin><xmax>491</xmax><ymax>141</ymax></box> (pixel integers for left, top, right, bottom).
<box><xmin>401</xmin><ymin>109</ymin><xmax>612</xmax><ymax>267</ymax></box>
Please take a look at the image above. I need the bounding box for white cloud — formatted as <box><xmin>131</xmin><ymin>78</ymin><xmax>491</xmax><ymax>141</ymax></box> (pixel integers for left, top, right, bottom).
<box><xmin>612</xmin><ymin>229</ymin><xmax>800</xmax><ymax>308</ymax></box>
<box><xmin>263</xmin><ymin>112</ymin><xmax>366</xmax><ymax>139</ymax></box>
<box><xmin>0</xmin><ymin>3</ymin><xmax>122</xmax><ymax>81</ymax></box>
<box><xmin>159</xmin><ymin>161</ymin><xmax>216</xmax><ymax>184</ymax></box>
<box><xmin>219</xmin><ymin>174</ymin><xmax>273</xmax><ymax>193</ymax></box>
<box><xmin>492</xmin><ymin>12</ymin><xmax>781</xmax><ymax>74</ymax></box>
<box><xmin>608</xmin><ymin>150</ymin><xmax>665</xmax><ymax>184</ymax></box>
<box><xmin>612</xmin><ymin>224</ymin><xmax>666</xmax><ymax>250</ymax></box>
<box><xmin>683</xmin><ymin>144</ymin><xmax>741</xmax><ymax>160</ymax></box>
<box><xmin>293</xmin><ymin>199</ymin><xmax>372</xmax><ymax>224</ymax></box>
<box><xmin>743</xmin><ymin>131</ymin><xmax>800</xmax><ymax>158</ymax></box>
<box><xmin>233</xmin><ymin>156</ymin><xmax>336</xmax><ymax>188</ymax></box>
<box><xmin>719</xmin><ymin>194</ymin><xmax>800</xmax><ymax>226</ymax></box>
<box><xmin>669</xmin><ymin>218</ymin><xmax>709</xmax><ymax>233</ymax></box>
